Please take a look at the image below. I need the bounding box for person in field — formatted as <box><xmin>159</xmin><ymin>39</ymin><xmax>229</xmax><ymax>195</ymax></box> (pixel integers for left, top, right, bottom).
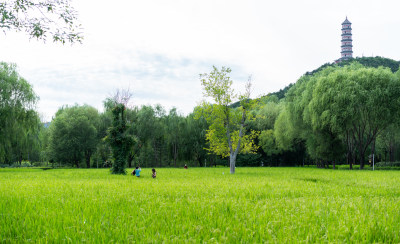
<box><xmin>184</xmin><ymin>164</ymin><xmax>188</xmax><ymax>169</ymax></box>
<box><xmin>152</xmin><ymin>168</ymin><xmax>156</xmax><ymax>178</ymax></box>
<box><xmin>131</xmin><ymin>168</ymin><xmax>136</xmax><ymax>176</ymax></box>
<box><xmin>135</xmin><ymin>166</ymin><xmax>141</xmax><ymax>177</ymax></box>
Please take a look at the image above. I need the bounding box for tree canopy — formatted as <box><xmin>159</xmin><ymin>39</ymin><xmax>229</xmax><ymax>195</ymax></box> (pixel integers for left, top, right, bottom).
<box><xmin>275</xmin><ymin>63</ymin><xmax>400</xmax><ymax>169</ymax></box>
<box><xmin>48</xmin><ymin>105</ymin><xmax>99</xmax><ymax>168</ymax></box>
<box><xmin>196</xmin><ymin>66</ymin><xmax>259</xmax><ymax>174</ymax></box>
<box><xmin>0</xmin><ymin>62</ymin><xmax>40</xmax><ymax>164</ymax></box>
<box><xmin>3</xmin><ymin>57</ymin><xmax>400</xmax><ymax>170</ymax></box>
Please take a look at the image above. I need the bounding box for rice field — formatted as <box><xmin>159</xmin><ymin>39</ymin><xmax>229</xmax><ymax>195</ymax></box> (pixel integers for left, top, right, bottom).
<box><xmin>1</xmin><ymin>167</ymin><xmax>400</xmax><ymax>243</ymax></box>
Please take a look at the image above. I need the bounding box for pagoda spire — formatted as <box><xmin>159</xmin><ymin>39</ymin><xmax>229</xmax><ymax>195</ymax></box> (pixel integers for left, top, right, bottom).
<box><xmin>340</xmin><ymin>17</ymin><xmax>353</xmax><ymax>60</ymax></box>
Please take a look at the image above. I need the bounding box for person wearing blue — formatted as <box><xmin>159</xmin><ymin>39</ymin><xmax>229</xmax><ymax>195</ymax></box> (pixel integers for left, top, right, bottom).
<box><xmin>135</xmin><ymin>166</ymin><xmax>141</xmax><ymax>177</ymax></box>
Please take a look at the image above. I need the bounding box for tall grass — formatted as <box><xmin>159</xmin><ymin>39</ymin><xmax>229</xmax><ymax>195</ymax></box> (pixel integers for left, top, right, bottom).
<box><xmin>1</xmin><ymin>167</ymin><xmax>399</xmax><ymax>242</ymax></box>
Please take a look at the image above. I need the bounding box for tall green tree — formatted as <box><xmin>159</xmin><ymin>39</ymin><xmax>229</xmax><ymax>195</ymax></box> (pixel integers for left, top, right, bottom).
<box><xmin>0</xmin><ymin>62</ymin><xmax>40</xmax><ymax>164</ymax></box>
<box><xmin>259</xmin><ymin>130</ymin><xmax>281</xmax><ymax>158</ymax></box>
<box><xmin>124</xmin><ymin>107</ymin><xmax>138</xmax><ymax>168</ymax></box>
<box><xmin>0</xmin><ymin>0</ymin><xmax>82</xmax><ymax>43</ymax></box>
<box><xmin>166</xmin><ymin>108</ymin><xmax>185</xmax><ymax>167</ymax></box>
<box><xmin>107</xmin><ymin>103</ymin><xmax>133</xmax><ymax>174</ymax></box>
<box><xmin>132</xmin><ymin>105</ymin><xmax>167</xmax><ymax>167</ymax></box>
<box><xmin>274</xmin><ymin>75</ymin><xmax>313</xmax><ymax>155</ymax></box>
<box><xmin>133</xmin><ymin>105</ymin><xmax>155</xmax><ymax>167</ymax></box>
<box><xmin>251</xmin><ymin>96</ymin><xmax>284</xmax><ymax>163</ymax></box>
<box><xmin>38</xmin><ymin>124</ymin><xmax>51</xmax><ymax>163</ymax></box>
<box><xmin>48</xmin><ymin>105</ymin><xmax>99</xmax><ymax>168</ymax></box>
<box><xmin>376</xmin><ymin>124</ymin><xmax>400</xmax><ymax>162</ymax></box>
<box><xmin>307</xmin><ymin>64</ymin><xmax>400</xmax><ymax>169</ymax></box>
<box><xmin>184</xmin><ymin>111</ymin><xmax>209</xmax><ymax>167</ymax></box>
<box><xmin>196</xmin><ymin>66</ymin><xmax>259</xmax><ymax>174</ymax></box>
<box><xmin>278</xmin><ymin>63</ymin><xmax>400</xmax><ymax>169</ymax></box>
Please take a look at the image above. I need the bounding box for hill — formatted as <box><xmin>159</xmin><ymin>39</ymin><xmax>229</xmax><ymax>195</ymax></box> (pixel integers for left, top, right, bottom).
<box><xmin>229</xmin><ymin>56</ymin><xmax>399</xmax><ymax>108</ymax></box>
<box><xmin>274</xmin><ymin>56</ymin><xmax>400</xmax><ymax>100</ymax></box>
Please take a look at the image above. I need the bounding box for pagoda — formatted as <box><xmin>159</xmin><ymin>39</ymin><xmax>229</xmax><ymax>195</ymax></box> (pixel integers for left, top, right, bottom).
<box><xmin>340</xmin><ymin>17</ymin><xmax>353</xmax><ymax>61</ymax></box>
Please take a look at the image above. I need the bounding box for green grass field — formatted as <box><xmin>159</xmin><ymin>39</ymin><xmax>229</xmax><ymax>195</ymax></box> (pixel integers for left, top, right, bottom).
<box><xmin>1</xmin><ymin>167</ymin><xmax>400</xmax><ymax>243</ymax></box>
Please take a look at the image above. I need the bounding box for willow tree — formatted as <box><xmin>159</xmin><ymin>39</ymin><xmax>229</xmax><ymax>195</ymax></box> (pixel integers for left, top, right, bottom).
<box><xmin>307</xmin><ymin>64</ymin><xmax>400</xmax><ymax>169</ymax></box>
<box><xmin>0</xmin><ymin>62</ymin><xmax>40</xmax><ymax>164</ymax></box>
<box><xmin>195</xmin><ymin>66</ymin><xmax>259</xmax><ymax>174</ymax></box>
<box><xmin>274</xmin><ymin>63</ymin><xmax>400</xmax><ymax>169</ymax></box>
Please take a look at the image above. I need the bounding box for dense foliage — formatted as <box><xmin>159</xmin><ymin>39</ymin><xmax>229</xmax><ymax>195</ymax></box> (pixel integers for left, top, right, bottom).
<box><xmin>277</xmin><ymin>64</ymin><xmax>400</xmax><ymax>169</ymax></box>
<box><xmin>47</xmin><ymin>105</ymin><xmax>99</xmax><ymax>168</ymax></box>
<box><xmin>107</xmin><ymin>104</ymin><xmax>133</xmax><ymax>174</ymax></box>
<box><xmin>196</xmin><ymin>66</ymin><xmax>259</xmax><ymax>174</ymax></box>
<box><xmin>307</xmin><ymin>56</ymin><xmax>400</xmax><ymax>75</ymax></box>
<box><xmin>274</xmin><ymin>56</ymin><xmax>400</xmax><ymax>100</ymax></box>
<box><xmin>0</xmin><ymin>62</ymin><xmax>41</xmax><ymax>164</ymax></box>
<box><xmin>2</xmin><ymin>57</ymin><xmax>400</xmax><ymax>169</ymax></box>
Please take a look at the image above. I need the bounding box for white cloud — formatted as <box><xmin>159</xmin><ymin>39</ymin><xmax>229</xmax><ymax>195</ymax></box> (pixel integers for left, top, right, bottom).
<box><xmin>0</xmin><ymin>0</ymin><xmax>399</xmax><ymax>121</ymax></box>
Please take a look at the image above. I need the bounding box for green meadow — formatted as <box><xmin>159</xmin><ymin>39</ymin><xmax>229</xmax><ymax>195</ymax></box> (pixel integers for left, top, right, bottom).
<box><xmin>1</xmin><ymin>167</ymin><xmax>400</xmax><ymax>243</ymax></box>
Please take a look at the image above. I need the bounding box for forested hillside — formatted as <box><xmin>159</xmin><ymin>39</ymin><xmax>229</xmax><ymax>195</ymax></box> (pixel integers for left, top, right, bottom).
<box><xmin>271</xmin><ymin>56</ymin><xmax>400</xmax><ymax>99</ymax></box>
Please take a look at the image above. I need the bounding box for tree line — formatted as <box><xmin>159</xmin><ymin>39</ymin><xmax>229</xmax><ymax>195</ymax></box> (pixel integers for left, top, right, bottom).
<box><xmin>2</xmin><ymin>57</ymin><xmax>400</xmax><ymax>169</ymax></box>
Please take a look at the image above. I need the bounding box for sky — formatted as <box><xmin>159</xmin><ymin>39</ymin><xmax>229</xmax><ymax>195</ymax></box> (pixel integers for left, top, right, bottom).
<box><xmin>1</xmin><ymin>0</ymin><xmax>400</xmax><ymax>121</ymax></box>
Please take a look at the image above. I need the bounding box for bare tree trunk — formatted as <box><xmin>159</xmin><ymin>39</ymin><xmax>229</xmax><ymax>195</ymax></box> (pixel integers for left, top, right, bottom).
<box><xmin>230</xmin><ymin>155</ymin><xmax>236</xmax><ymax>174</ymax></box>
<box><xmin>159</xmin><ymin>144</ymin><xmax>162</xmax><ymax>168</ymax></box>
<box><xmin>350</xmin><ymin>154</ymin><xmax>355</xmax><ymax>170</ymax></box>
<box><xmin>371</xmin><ymin>139</ymin><xmax>375</xmax><ymax>167</ymax></box>
<box><xmin>128</xmin><ymin>153</ymin><xmax>133</xmax><ymax>168</ymax></box>
<box><xmin>85</xmin><ymin>151</ymin><xmax>91</xmax><ymax>168</ymax></box>
<box><xmin>153</xmin><ymin>141</ymin><xmax>157</xmax><ymax>167</ymax></box>
<box><xmin>173</xmin><ymin>144</ymin><xmax>177</xmax><ymax>167</ymax></box>
<box><xmin>86</xmin><ymin>155</ymin><xmax>90</xmax><ymax>168</ymax></box>
<box><xmin>347</xmin><ymin>151</ymin><xmax>351</xmax><ymax>166</ymax></box>
<box><xmin>229</xmin><ymin>108</ymin><xmax>246</xmax><ymax>174</ymax></box>
<box><xmin>18</xmin><ymin>152</ymin><xmax>22</xmax><ymax>164</ymax></box>
<box><xmin>390</xmin><ymin>139</ymin><xmax>395</xmax><ymax>162</ymax></box>
<box><xmin>360</xmin><ymin>149</ymin><xmax>365</xmax><ymax>170</ymax></box>
<box><xmin>384</xmin><ymin>150</ymin><xmax>387</xmax><ymax>162</ymax></box>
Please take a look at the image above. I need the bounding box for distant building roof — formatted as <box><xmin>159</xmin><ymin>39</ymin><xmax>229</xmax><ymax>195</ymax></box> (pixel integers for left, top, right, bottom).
<box><xmin>342</xmin><ymin>17</ymin><xmax>351</xmax><ymax>25</ymax></box>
